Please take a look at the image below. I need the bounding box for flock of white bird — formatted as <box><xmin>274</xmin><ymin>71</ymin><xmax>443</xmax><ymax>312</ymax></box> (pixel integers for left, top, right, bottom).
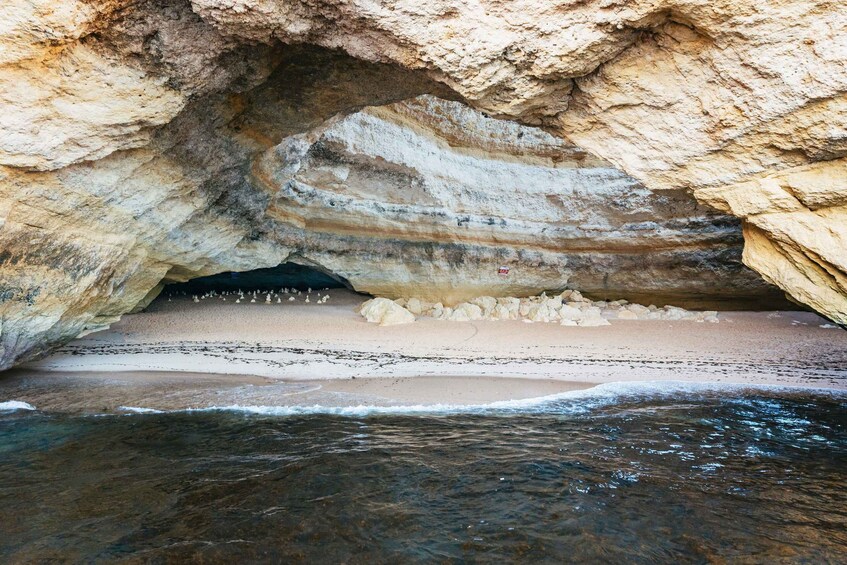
<box><xmin>164</xmin><ymin>287</ymin><xmax>332</xmax><ymax>305</ymax></box>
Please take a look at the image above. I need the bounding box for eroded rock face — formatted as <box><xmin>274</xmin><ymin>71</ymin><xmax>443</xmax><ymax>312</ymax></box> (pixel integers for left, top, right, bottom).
<box><xmin>257</xmin><ymin>95</ymin><xmax>778</xmax><ymax>306</ymax></box>
<box><xmin>1</xmin><ymin>0</ymin><xmax>844</xmax><ymax>368</ymax></box>
<box><xmin>0</xmin><ymin>81</ymin><xmax>783</xmax><ymax>369</ymax></box>
<box><xmin>187</xmin><ymin>0</ymin><xmax>847</xmax><ymax>323</ymax></box>
<box><xmin>0</xmin><ymin>40</ymin><xmax>457</xmax><ymax>367</ymax></box>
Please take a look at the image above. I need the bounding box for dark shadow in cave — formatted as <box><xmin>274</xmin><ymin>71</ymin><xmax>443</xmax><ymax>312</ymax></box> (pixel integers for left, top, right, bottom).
<box><xmin>164</xmin><ymin>263</ymin><xmax>351</xmax><ymax>295</ymax></box>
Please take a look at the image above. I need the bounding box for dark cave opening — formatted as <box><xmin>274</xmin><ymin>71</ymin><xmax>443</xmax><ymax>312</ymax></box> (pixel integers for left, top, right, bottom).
<box><xmin>163</xmin><ymin>262</ymin><xmax>350</xmax><ymax>295</ymax></box>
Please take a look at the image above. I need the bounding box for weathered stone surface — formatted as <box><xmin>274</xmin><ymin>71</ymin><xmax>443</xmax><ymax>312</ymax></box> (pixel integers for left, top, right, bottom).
<box><xmin>358</xmin><ymin>297</ymin><xmax>415</xmax><ymax>326</ymax></box>
<box><xmin>693</xmin><ymin>162</ymin><xmax>847</xmax><ymax>325</ymax></box>
<box><xmin>257</xmin><ymin>95</ymin><xmax>776</xmax><ymax>306</ymax></box>
<box><xmin>0</xmin><ymin>44</ymin><xmax>451</xmax><ymax>367</ymax></box>
<box><xmin>187</xmin><ymin>0</ymin><xmax>847</xmax><ymax>324</ymax></box>
<box><xmin>384</xmin><ymin>291</ymin><xmax>722</xmax><ymax>326</ymax></box>
<box><xmin>1</xmin><ymin>0</ymin><xmax>845</xmax><ymax>369</ymax></box>
<box><xmin>0</xmin><ymin>82</ymin><xmax>783</xmax><ymax>368</ymax></box>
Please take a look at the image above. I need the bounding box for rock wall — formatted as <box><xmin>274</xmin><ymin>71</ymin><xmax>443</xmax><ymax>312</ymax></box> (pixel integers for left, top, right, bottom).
<box><xmin>188</xmin><ymin>0</ymin><xmax>847</xmax><ymax>323</ymax></box>
<box><xmin>259</xmin><ymin>95</ymin><xmax>779</xmax><ymax>307</ymax></box>
<box><xmin>0</xmin><ymin>39</ymin><xmax>453</xmax><ymax>368</ymax></box>
<box><xmin>1</xmin><ymin>0</ymin><xmax>844</xmax><ymax>369</ymax></box>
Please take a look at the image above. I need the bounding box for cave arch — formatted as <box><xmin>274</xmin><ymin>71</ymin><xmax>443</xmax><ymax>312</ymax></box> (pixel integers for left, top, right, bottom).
<box><xmin>3</xmin><ymin>0</ymin><xmax>845</xmax><ymax>370</ymax></box>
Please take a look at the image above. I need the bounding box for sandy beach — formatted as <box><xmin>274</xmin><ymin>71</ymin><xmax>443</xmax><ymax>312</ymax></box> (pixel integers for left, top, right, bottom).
<box><xmin>2</xmin><ymin>289</ymin><xmax>842</xmax><ymax>412</ymax></box>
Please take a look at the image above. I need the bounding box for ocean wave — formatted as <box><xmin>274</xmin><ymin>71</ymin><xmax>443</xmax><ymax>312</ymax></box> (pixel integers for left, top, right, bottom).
<box><xmin>0</xmin><ymin>400</ymin><xmax>36</xmax><ymax>411</ymax></box>
<box><xmin>173</xmin><ymin>381</ymin><xmax>846</xmax><ymax>418</ymax></box>
<box><xmin>118</xmin><ymin>406</ymin><xmax>165</xmax><ymax>414</ymax></box>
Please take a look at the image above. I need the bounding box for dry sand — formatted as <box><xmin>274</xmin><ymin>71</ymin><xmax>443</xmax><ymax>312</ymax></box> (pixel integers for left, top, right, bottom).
<box><xmin>6</xmin><ymin>289</ymin><xmax>846</xmax><ymax>412</ymax></box>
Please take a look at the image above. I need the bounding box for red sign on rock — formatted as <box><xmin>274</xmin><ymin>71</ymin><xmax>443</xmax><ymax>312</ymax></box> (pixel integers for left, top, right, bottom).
<box><xmin>498</xmin><ymin>266</ymin><xmax>510</xmax><ymax>276</ymax></box>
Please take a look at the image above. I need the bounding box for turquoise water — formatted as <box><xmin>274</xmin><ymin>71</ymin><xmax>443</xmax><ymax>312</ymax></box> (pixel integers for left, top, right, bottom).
<box><xmin>1</xmin><ymin>387</ymin><xmax>846</xmax><ymax>562</ymax></box>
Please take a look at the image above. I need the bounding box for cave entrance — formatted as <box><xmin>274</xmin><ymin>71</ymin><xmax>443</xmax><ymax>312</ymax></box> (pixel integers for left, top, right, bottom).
<box><xmin>164</xmin><ymin>262</ymin><xmax>351</xmax><ymax>295</ymax></box>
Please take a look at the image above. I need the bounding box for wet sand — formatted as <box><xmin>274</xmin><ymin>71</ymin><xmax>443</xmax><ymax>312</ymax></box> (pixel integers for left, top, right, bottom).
<box><xmin>0</xmin><ymin>370</ymin><xmax>594</xmax><ymax>414</ymax></box>
<box><xmin>309</xmin><ymin>375</ymin><xmax>590</xmax><ymax>404</ymax></box>
<box><xmin>6</xmin><ymin>289</ymin><xmax>846</xmax><ymax>411</ymax></box>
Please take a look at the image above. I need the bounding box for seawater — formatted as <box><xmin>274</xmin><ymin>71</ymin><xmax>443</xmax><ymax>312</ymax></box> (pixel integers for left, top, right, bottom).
<box><xmin>1</xmin><ymin>384</ymin><xmax>846</xmax><ymax>563</ymax></box>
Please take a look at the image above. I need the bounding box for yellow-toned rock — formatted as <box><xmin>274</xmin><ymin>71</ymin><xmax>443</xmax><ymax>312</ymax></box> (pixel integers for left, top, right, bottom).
<box><xmin>358</xmin><ymin>298</ymin><xmax>416</xmax><ymax>326</ymax></box>
<box><xmin>1</xmin><ymin>0</ymin><xmax>846</xmax><ymax>371</ymax></box>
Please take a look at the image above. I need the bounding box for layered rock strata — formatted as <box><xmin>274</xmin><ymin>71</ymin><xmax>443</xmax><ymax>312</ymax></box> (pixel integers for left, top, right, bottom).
<box><xmin>188</xmin><ymin>0</ymin><xmax>847</xmax><ymax>324</ymax></box>
<box><xmin>0</xmin><ymin>41</ymin><xmax>453</xmax><ymax>368</ymax></box>
<box><xmin>2</xmin><ymin>0</ymin><xmax>845</xmax><ymax>369</ymax></box>
<box><xmin>1</xmin><ymin>81</ymin><xmax>781</xmax><ymax>369</ymax></box>
<box><xmin>258</xmin><ymin>95</ymin><xmax>779</xmax><ymax>306</ymax></box>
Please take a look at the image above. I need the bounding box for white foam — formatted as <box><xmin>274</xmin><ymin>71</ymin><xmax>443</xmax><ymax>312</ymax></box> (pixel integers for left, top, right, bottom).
<box><xmin>160</xmin><ymin>380</ymin><xmax>846</xmax><ymax>418</ymax></box>
<box><xmin>0</xmin><ymin>400</ymin><xmax>36</xmax><ymax>411</ymax></box>
<box><xmin>118</xmin><ymin>406</ymin><xmax>165</xmax><ymax>414</ymax></box>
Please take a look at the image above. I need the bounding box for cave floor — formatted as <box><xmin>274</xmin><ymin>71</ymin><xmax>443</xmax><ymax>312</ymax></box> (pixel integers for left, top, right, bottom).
<box><xmin>7</xmin><ymin>289</ymin><xmax>847</xmax><ymax>413</ymax></box>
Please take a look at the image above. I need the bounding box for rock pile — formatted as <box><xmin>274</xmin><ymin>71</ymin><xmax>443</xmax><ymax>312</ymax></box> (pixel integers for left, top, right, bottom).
<box><xmin>360</xmin><ymin>291</ymin><xmax>719</xmax><ymax>327</ymax></box>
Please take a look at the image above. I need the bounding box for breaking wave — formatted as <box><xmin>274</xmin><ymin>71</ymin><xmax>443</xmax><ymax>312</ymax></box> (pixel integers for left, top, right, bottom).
<box><xmin>126</xmin><ymin>381</ymin><xmax>846</xmax><ymax>418</ymax></box>
<box><xmin>0</xmin><ymin>401</ymin><xmax>36</xmax><ymax>411</ymax></box>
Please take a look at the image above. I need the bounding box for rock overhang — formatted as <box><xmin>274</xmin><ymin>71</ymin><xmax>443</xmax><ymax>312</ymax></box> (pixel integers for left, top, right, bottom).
<box><xmin>1</xmin><ymin>0</ymin><xmax>845</xmax><ymax>369</ymax></box>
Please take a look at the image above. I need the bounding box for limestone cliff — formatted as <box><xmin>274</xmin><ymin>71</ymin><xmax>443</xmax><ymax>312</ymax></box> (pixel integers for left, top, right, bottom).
<box><xmin>1</xmin><ymin>0</ymin><xmax>844</xmax><ymax>369</ymax></box>
<box><xmin>188</xmin><ymin>0</ymin><xmax>847</xmax><ymax>323</ymax></box>
<box><xmin>257</xmin><ymin>95</ymin><xmax>777</xmax><ymax>306</ymax></box>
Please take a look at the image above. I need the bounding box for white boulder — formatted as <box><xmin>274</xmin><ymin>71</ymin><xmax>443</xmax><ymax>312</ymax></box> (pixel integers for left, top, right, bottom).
<box><xmin>358</xmin><ymin>298</ymin><xmax>416</xmax><ymax>326</ymax></box>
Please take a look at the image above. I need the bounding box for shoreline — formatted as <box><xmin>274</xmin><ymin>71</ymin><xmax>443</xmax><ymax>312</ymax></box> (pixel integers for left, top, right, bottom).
<box><xmin>0</xmin><ymin>371</ymin><xmax>598</xmax><ymax>414</ymax></box>
<box><xmin>2</xmin><ymin>371</ymin><xmax>845</xmax><ymax>416</ymax></box>
<box><xmin>4</xmin><ymin>289</ymin><xmax>846</xmax><ymax>412</ymax></box>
